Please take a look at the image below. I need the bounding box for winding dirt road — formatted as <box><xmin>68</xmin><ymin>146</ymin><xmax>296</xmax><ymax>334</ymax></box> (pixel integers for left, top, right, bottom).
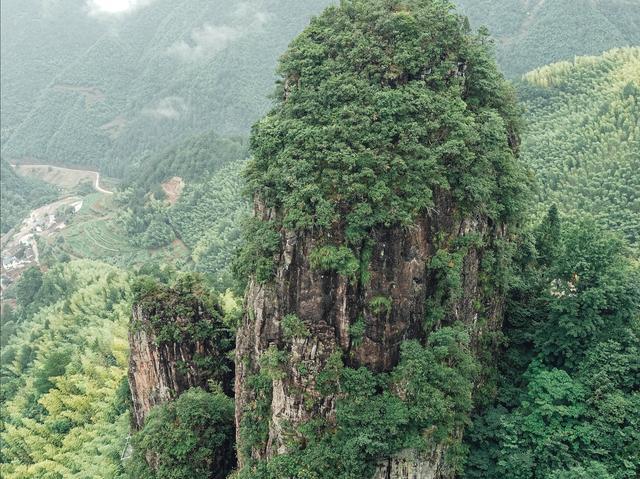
<box><xmin>11</xmin><ymin>164</ymin><xmax>114</xmax><ymax>195</ymax></box>
<box><xmin>93</xmin><ymin>172</ymin><xmax>112</xmax><ymax>194</ymax></box>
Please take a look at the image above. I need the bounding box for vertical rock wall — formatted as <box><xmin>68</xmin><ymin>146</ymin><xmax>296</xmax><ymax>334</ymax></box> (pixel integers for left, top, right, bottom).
<box><xmin>128</xmin><ymin>283</ymin><xmax>234</xmax><ymax>430</ymax></box>
<box><xmin>128</xmin><ymin>306</ymin><xmax>216</xmax><ymax>429</ymax></box>
<box><xmin>235</xmin><ymin>191</ymin><xmax>507</xmax><ymax>476</ymax></box>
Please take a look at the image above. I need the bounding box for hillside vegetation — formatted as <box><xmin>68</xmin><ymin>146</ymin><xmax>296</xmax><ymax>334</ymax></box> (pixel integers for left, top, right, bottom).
<box><xmin>0</xmin><ymin>261</ymin><xmax>132</xmax><ymax>478</ymax></box>
<box><xmin>519</xmin><ymin>47</ymin><xmax>640</xmax><ymax>244</ymax></box>
<box><xmin>2</xmin><ymin>0</ymin><xmax>638</xmax><ymax>176</ymax></box>
<box><xmin>464</xmin><ymin>212</ymin><xmax>640</xmax><ymax>479</ymax></box>
<box><xmin>171</xmin><ymin>160</ymin><xmax>248</xmax><ymax>289</ymax></box>
<box><xmin>0</xmin><ymin>0</ymin><xmax>100</xmax><ymax>142</ymax></box>
<box><xmin>1</xmin><ymin>0</ymin><xmax>332</xmax><ymax>176</ymax></box>
<box><xmin>456</xmin><ymin>0</ymin><xmax>640</xmax><ymax>77</ymax></box>
<box><xmin>0</xmin><ymin>1</ymin><xmax>638</xmax><ymax>478</ymax></box>
<box><xmin>115</xmin><ymin>132</ymin><xmax>249</xmax><ymax>289</ymax></box>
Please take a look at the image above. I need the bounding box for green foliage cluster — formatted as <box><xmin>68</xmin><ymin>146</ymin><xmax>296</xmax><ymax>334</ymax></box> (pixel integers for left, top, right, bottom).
<box><xmin>463</xmin><ymin>213</ymin><xmax>640</xmax><ymax>479</ymax></box>
<box><xmin>245</xmin><ymin>0</ymin><xmax>525</xmax><ymax>252</ymax></box>
<box><xmin>257</xmin><ymin>345</ymin><xmax>289</xmax><ymax>382</ymax></box>
<box><xmin>126</xmin><ymin>387</ymin><xmax>235</xmax><ymax>479</ymax></box>
<box><xmin>127</xmin><ymin>133</ymin><xmax>247</xmax><ymax>195</ymax></box>
<box><xmin>0</xmin><ymin>158</ymin><xmax>58</xmax><ymax>233</ymax></box>
<box><xmin>424</xmin><ymin>245</ymin><xmax>468</xmax><ymax>329</ymax></box>
<box><xmin>171</xmin><ymin>160</ymin><xmax>249</xmax><ymax>290</ymax></box>
<box><xmin>518</xmin><ymin>48</ymin><xmax>640</xmax><ymax>244</ymax></box>
<box><xmin>309</xmin><ymin>245</ymin><xmax>359</xmax><ymax>280</ymax></box>
<box><xmin>0</xmin><ymin>260</ymin><xmax>132</xmax><ymax>478</ymax></box>
<box><xmin>240</xmin><ymin>0</ymin><xmax>528</xmax><ymax>292</ymax></box>
<box><xmin>2</xmin><ymin>262</ymin><xmax>123</xmax><ymax>345</ymax></box>
<box><xmin>281</xmin><ymin>314</ymin><xmax>310</xmax><ymax>341</ymax></box>
<box><xmin>238</xmin><ymin>327</ymin><xmax>477</xmax><ymax>478</ymax></box>
<box><xmin>232</xmin><ymin>218</ymin><xmax>281</xmax><ymax>286</ymax></box>
<box><xmin>117</xmin><ymin>132</ymin><xmax>249</xmax><ymax>288</ymax></box>
<box><xmin>348</xmin><ymin>317</ymin><xmax>366</xmax><ymax>348</ymax></box>
<box><xmin>369</xmin><ymin>296</ymin><xmax>392</xmax><ymax>316</ymax></box>
<box><xmin>237</xmin><ymin>373</ymin><xmax>273</xmax><ymax>463</ymax></box>
<box><xmin>118</xmin><ymin>195</ymin><xmax>175</xmax><ymax>249</ymax></box>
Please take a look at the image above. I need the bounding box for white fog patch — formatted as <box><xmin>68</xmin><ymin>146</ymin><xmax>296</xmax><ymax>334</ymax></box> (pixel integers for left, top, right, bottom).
<box><xmin>143</xmin><ymin>96</ymin><xmax>188</xmax><ymax>120</ymax></box>
<box><xmin>167</xmin><ymin>24</ymin><xmax>242</xmax><ymax>62</ymax></box>
<box><xmin>167</xmin><ymin>4</ymin><xmax>269</xmax><ymax>62</ymax></box>
<box><xmin>87</xmin><ymin>0</ymin><xmax>155</xmax><ymax>16</ymax></box>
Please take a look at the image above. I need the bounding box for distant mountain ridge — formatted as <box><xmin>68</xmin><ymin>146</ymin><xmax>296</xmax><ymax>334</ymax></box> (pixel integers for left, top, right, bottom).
<box><xmin>2</xmin><ymin>0</ymin><xmax>638</xmax><ymax>177</ymax></box>
<box><xmin>1</xmin><ymin>0</ymin><xmax>333</xmax><ymax>176</ymax></box>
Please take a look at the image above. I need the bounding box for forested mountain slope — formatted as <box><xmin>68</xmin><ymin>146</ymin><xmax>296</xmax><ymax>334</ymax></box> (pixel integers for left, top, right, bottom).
<box><xmin>0</xmin><ymin>0</ymin><xmax>103</xmax><ymax>143</ymax></box>
<box><xmin>1</xmin><ymin>1</ymin><xmax>638</xmax><ymax>477</ymax></box>
<box><xmin>126</xmin><ymin>133</ymin><xmax>247</xmax><ymax>196</ymax></box>
<box><xmin>116</xmin><ymin>132</ymin><xmax>249</xmax><ymax>288</ymax></box>
<box><xmin>519</xmin><ymin>47</ymin><xmax>640</xmax><ymax>244</ymax></box>
<box><xmin>1</xmin><ymin>0</ymin><xmax>332</xmax><ymax>176</ymax></box>
<box><xmin>456</xmin><ymin>0</ymin><xmax>640</xmax><ymax>77</ymax></box>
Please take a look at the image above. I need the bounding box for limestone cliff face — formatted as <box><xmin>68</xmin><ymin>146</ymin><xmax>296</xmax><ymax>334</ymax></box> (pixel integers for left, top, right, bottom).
<box><xmin>235</xmin><ymin>190</ymin><xmax>507</xmax><ymax>475</ymax></box>
<box><xmin>128</xmin><ymin>283</ymin><xmax>233</xmax><ymax>430</ymax></box>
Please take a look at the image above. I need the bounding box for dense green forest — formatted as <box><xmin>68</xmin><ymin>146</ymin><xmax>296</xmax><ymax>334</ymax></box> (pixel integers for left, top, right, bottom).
<box><xmin>116</xmin><ymin>132</ymin><xmax>249</xmax><ymax>288</ymax></box>
<box><xmin>0</xmin><ymin>0</ymin><xmax>333</xmax><ymax>176</ymax></box>
<box><xmin>1</xmin><ymin>0</ymin><xmax>639</xmax><ymax>478</ymax></box>
<box><xmin>170</xmin><ymin>160</ymin><xmax>248</xmax><ymax>289</ymax></box>
<box><xmin>518</xmin><ymin>47</ymin><xmax>640</xmax><ymax>244</ymax></box>
<box><xmin>0</xmin><ymin>261</ymin><xmax>131</xmax><ymax>478</ymax></box>
<box><xmin>464</xmin><ymin>212</ymin><xmax>640</xmax><ymax>479</ymax></box>
<box><xmin>456</xmin><ymin>0</ymin><xmax>640</xmax><ymax>77</ymax></box>
<box><xmin>125</xmin><ymin>133</ymin><xmax>247</xmax><ymax>195</ymax></box>
<box><xmin>0</xmin><ymin>0</ymin><xmax>101</xmax><ymax>144</ymax></box>
<box><xmin>0</xmin><ymin>159</ymin><xmax>58</xmax><ymax>233</ymax></box>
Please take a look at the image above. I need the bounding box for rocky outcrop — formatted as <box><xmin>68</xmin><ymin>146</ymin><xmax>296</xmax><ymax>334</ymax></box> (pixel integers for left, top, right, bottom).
<box><xmin>235</xmin><ymin>191</ymin><xmax>507</xmax><ymax>474</ymax></box>
<box><xmin>128</xmin><ymin>279</ymin><xmax>234</xmax><ymax>430</ymax></box>
<box><xmin>373</xmin><ymin>447</ymin><xmax>448</xmax><ymax>479</ymax></box>
<box><xmin>234</xmin><ymin>3</ymin><xmax>523</xmax><ymax>475</ymax></box>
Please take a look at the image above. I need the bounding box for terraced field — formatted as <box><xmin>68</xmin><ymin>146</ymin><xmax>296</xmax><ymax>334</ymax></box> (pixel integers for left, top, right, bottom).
<box><xmin>52</xmin><ymin>193</ymin><xmax>190</xmax><ymax>266</ymax></box>
<box><xmin>63</xmin><ymin>218</ymin><xmax>134</xmax><ymax>259</ymax></box>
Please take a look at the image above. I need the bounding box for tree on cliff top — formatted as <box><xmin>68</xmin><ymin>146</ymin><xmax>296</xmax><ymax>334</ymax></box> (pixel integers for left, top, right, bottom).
<box><xmin>245</xmin><ymin>0</ymin><xmax>528</xmax><ymax>251</ymax></box>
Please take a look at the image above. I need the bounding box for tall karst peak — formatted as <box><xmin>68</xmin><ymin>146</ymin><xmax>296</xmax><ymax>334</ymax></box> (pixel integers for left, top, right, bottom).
<box><xmin>234</xmin><ymin>1</ymin><xmax>528</xmax><ymax>477</ymax></box>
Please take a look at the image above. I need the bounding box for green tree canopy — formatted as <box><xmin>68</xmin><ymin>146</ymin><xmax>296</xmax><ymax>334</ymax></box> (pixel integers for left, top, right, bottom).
<box><xmin>245</xmin><ymin>0</ymin><xmax>527</xmax><ymax>250</ymax></box>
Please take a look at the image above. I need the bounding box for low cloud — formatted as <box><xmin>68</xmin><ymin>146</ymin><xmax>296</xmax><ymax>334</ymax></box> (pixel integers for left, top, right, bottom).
<box><xmin>143</xmin><ymin>96</ymin><xmax>187</xmax><ymax>120</ymax></box>
<box><xmin>87</xmin><ymin>0</ymin><xmax>155</xmax><ymax>16</ymax></box>
<box><xmin>167</xmin><ymin>24</ymin><xmax>242</xmax><ymax>62</ymax></box>
<box><xmin>167</xmin><ymin>4</ymin><xmax>269</xmax><ymax>62</ymax></box>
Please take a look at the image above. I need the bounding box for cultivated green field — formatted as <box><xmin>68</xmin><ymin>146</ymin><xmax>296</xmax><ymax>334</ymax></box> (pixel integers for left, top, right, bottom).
<box><xmin>48</xmin><ymin>193</ymin><xmax>190</xmax><ymax>267</ymax></box>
